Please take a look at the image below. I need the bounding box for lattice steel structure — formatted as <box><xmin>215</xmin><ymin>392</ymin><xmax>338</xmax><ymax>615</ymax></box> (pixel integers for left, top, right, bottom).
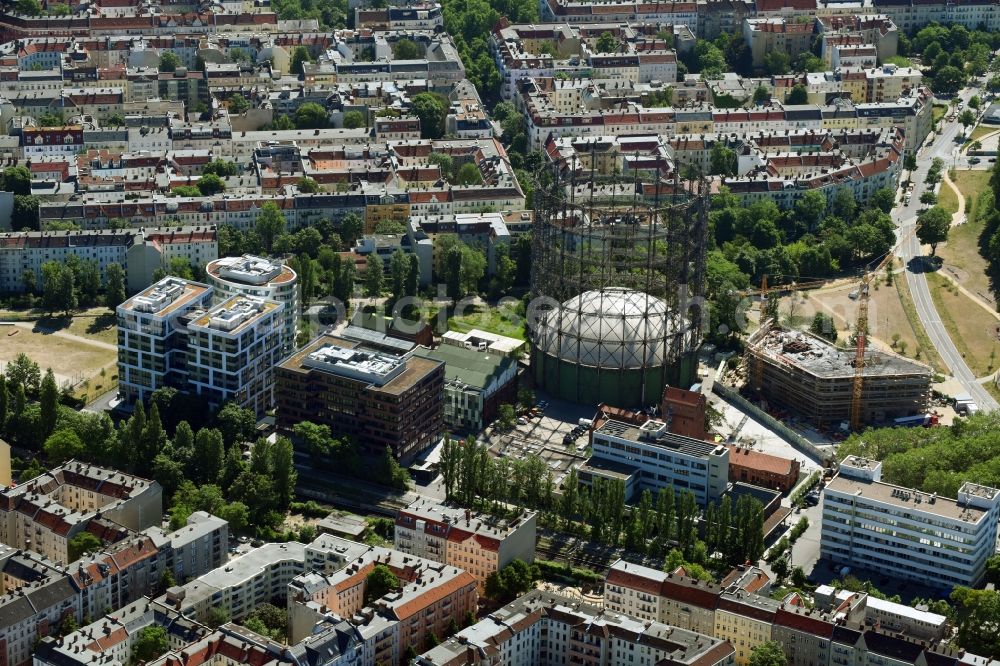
<box><xmin>529</xmin><ymin>162</ymin><xmax>710</xmax><ymax>407</ymax></box>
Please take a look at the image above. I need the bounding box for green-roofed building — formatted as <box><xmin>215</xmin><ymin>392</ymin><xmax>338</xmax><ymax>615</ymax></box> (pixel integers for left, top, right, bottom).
<box><xmin>414</xmin><ymin>343</ymin><xmax>519</xmax><ymax>433</ymax></box>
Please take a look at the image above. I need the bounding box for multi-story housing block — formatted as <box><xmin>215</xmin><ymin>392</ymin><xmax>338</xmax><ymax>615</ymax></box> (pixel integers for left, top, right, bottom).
<box><xmin>0</xmin><ymin>227</ymin><xmax>218</xmax><ymax>296</ymax></box>
<box><xmin>820</xmin><ymin>456</ymin><xmax>1000</xmax><ymax>588</ymax></box>
<box><xmin>116</xmin><ymin>277</ymin><xmax>214</xmax><ymax>405</ymax></box>
<box><xmin>416</xmin><ymin>589</ymin><xmax>736</xmax><ymax>666</ymax></box>
<box><xmin>185</xmin><ymin>296</ymin><xmax>284</xmax><ymax>415</ymax></box>
<box><xmin>275</xmin><ymin>335</ymin><xmax>444</xmax><ymax>462</ymax></box>
<box><xmin>393</xmin><ymin>499</ymin><xmax>536</xmax><ymax>590</ymax></box>
<box><xmin>204</xmin><ymin>255</ymin><xmax>298</xmax><ymax>355</ymax></box>
<box><xmin>0</xmin><ymin>461</ymin><xmax>162</xmax><ymax>565</ymax></box>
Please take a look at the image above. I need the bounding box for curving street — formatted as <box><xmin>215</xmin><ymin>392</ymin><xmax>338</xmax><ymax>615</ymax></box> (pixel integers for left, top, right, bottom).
<box><xmin>893</xmin><ymin>87</ymin><xmax>999</xmax><ymax>411</ymax></box>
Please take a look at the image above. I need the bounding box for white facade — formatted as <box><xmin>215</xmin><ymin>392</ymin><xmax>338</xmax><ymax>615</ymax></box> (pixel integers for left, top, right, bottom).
<box><xmin>820</xmin><ymin>456</ymin><xmax>1000</xmax><ymax>588</ymax></box>
<box><xmin>590</xmin><ymin>419</ymin><xmax>730</xmax><ymax>506</ymax></box>
<box><xmin>205</xmin><ymin>255</ymin><xmax>299</xmax><ymax>354</ymax></box>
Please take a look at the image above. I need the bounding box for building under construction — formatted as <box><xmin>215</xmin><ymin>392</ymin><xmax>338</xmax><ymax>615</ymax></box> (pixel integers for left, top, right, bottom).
<box><xmin>529</xmin><ymin>161</ymin><xmax>710</xmax><ymax>407</ymax></box>
<box><xmin>746</xmin><ymin>326</ymin><xmax>932</xmax><ymax>427</ymax></box>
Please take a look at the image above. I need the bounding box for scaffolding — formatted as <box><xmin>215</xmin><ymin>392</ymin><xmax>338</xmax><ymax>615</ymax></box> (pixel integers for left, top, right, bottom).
<box><xmin>528</xmin><ymin>153</ymin><xmax>711</xmax><ymax>406</ymax></box>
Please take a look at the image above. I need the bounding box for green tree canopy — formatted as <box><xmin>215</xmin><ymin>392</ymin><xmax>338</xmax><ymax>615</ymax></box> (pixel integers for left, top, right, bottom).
<box><xmin>159</xmin><ymin>52</ymin><xmax>181</xmax><ymax>72</ymax></box>
<box><xmin>365</xmin><ymin>564</ymin><xmax>399</xmax><ymax>602</ymax></box>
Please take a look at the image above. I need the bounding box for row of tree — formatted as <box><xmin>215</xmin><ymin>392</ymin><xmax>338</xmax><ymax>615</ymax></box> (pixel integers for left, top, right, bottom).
<box><xmin>439</xmin><ymin>437</ymin><xmax>765</xmax><ymax>566</ymax></box>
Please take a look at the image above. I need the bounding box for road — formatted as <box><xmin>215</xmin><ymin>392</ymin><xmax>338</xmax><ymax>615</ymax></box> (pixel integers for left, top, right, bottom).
<box><xmin>894</xmin><ymin>88</ymin><xmax>1000</xmax><ymax>412</ymax></box>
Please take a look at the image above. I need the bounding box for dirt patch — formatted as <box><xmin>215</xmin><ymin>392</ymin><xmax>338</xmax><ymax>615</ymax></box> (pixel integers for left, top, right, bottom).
<box><xmin>927</xmin><ymin>272</ymin><xmax>1000</xmax><ymax>377</ymax></box>
<box><xmin>0</xmin><ymin>325</ymin><xmax>115</xmax><ymax>389</ymax></box>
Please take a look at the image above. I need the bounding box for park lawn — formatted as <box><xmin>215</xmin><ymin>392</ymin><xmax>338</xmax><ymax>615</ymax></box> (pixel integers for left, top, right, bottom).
<box><xmin>67</xmin><ymin>312</ymin><xmax>117</xmax><ymax>345</ymax></box>
<box><xmin>449</xmin><ymin>304</ymin><xmax>527</xmax><ymax>341</ymax></box>
<box><xmin>926</xmin><ymin>272</ymin><xmax>1000</xmax><ymax>378</ymax></box>
<box><xmin>938</xmin><ymin>180</ymin><xmax>959</xmax><ymax>215</ymax></box>
<box><xmin>969</xmin><ymin>125</ymin><xmax>997</xmax><ymax>143</ymax></box>
<box><xmin>936</xmin><ymin>170</ymin><xmax>994</xmax><ymax>304</ymax></box>
<box><xmin>0</xmin><ymin>325</ymin><xmax>115</xmax><ymax>389</ymax></box>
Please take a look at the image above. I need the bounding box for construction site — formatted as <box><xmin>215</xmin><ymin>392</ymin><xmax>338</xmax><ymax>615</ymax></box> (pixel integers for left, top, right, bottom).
<box><xmin>745</xmin><ymin>325</ymin><xmax>932</xmax><ymax>428</ymax></box>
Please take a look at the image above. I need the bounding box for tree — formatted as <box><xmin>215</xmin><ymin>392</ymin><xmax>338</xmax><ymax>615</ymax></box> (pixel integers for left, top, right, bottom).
<box><xmin>1</xmin><ymin>166</ymin><xmax>31</xmax><ymax>195</ymax></box>
<box><xmin>950</xmin><ymin>587</ymin><xmax>1000</xmax><ymax>658</ymax></box>
<box><xmin>365</xmin><ymin>564</ymin><xmax>399</xmax><ymax>602</ymax></box>
<box><xmin>497</xmin><ymin>404</ymin><xmax>516</xmax><ymax>430</ymax></box>
<box><xmin>596</xmin><ymin>31</ymin><xmax>619</xmax><ymax>53</ymax></box>
<box><xmin>969</xmin><ymin>95</ymin><xmax>982</xmax><ymax>110</ymax></box>
<box><xmin>44</xmin><ymin>430</ymin><xmax>85</xmax><ymax>465</ymax></box>
<box><xmin>14</xmin><ymin>194</ymin><xmax>40</xmax><ymax>229</ymax></box>
<box><xmin>785</xmin><ymin>84</ymin><xmax>808</xmax><ymax>105</ymax></box>
<box><xmin>159</xmin><ymin>52</ymin><xmax>181</xmax><ymax>73</ymax></box>
<box><xmin>762</xmin><ymin>49</ymin><xmax>790</xmax><ymax>75</ymax></box>
<box><xmin>272</xmin><ymin>436</ymin><xmax>296</xmax><ymax>509</ymax></box>
<box><xmin>290</xmin><ymin>46</ymin><xmax>311</xmax><ymax>76</ymax></box>
<box><xmin>193</xmin><ymin>428</ymin><xmax>224</xmax><ymax>484</ymax></box>
<box><xmin>455</xmin><ymin>163</ymin><xmax>483</xmax><ymax>185</ymax></box>
<box><xmin>810</xmin><ymin>312</ymin><xmax>837</xmax><ymax>343</ymax></box>
<box><xmin>41</xmin><ymin>261</ymin><xmax>76</xmax><ymax>315</ymax></box>
<box><xmin>68</xmin><ymin>531</ymin><xmax>102</xmax><ymax>561</ymax></box>
<box><xmin>795</xmin><ymin>190</ymin><xmax>827</xmax><ymax>230</ymax></box>
<box><xmin>709</xmin><ymin>143</ymin><xmax>737</xmax><ymax>177</ymax></box>
<box><xmin>78</xmin><ymin>260</ymin><xmax>101</xmax><ymax>307</ymax></box>
<box><xmin>428</xmin><ymin>152</ymin><xmax>454</xmax><ymax>181</ymax></box>
<box><xmin>753</xmin><ymin>85</ymin><xmax>772</xmax><ymax>105</ymax></box>
<box><xmin>748</xmin><ymin>641</ymin><xmax>788</xmax><ymax>666</ymax></box>
<box><xmin>39</xmin><ymin>369</ymin><xmax>58</xmax><ymax>441</ymax></box>
<box><xmin>134</xmin><ymin>626</ymin><xmax>169</xmax><ymax>663</ymax></box>
<box><xmin>916</xmin><ymin>206</ymin><xmax>951</xmax><ymax>255</ymax></box>
<box><xmin>6</xmin><ymin>353</ymin><xmax>40</xmax><ymax>393</ymax></box>
<box><xmin>228</xmin><ymin>94</ymin><xmax>250</xmax><ymax>114</ymax></box>
<box><xmin>255</xmin><ymin>202</ymin><xmax>286</xmax><ymax>253</ymax></box>
<box><xmin>204</xmin><ymin>607</ymin><xmax>230</xmax><ymax>629</ymax></box>
<box><xmin>215</xmin><ymin>402</ymin><xmax>257</xmax><ymax>448</ymax></box>
<box><xmin>393</xmin><ymin>38</ymin><xmax>420</xmax><ymax>59</ymax></box>
<box><xmin>295</xmin><ymin>102</ymin><xmax>330</xmax><ymax>129</ymax></box>
<box><xmin>197</xmin><ymin>173</ymin><xmax>226</xmax><ymax>196</ymax></box>
<box><xmin>203</xmin><ymin>160</ymin><xmax>238</xmax><ymax>178</ymax></box>
<box><xmin>342</xmin><ymin>110</ymin><xmax>365</xmax><ymax>129</ymax></box>
<box><xmin>365</xmin><ymin>253</ymin><xmax>384</xmax><ymax>297</ymax></box>
<box><xmin>105</xmin><ymin>263</ymin><xmax>126</xmax><ymax>306</ymax></box>
<box><xmin>933</xmin><ymin>65</ymin><xmax>965</xmax><ymax>95</ymax></box>
<box><xmin>412</xmin><ymin>93</ymin><xmax>447</xmax><ymax>140</ymax></box>
<box><xmin>16</xmin><ymin>0</ymin><xmax>41</xmax><ymax>13</ymax></box>
<box><xmin>920</xmin><ymin>190</ymin><xmax>938</xmax><ymax>205</ymax></box>
<box><xmin>959</xmin><ymin>109</ymin><xmax>976</xmax><ymax>129</ymax></box>
<box><xmin>870</xmin><ymin>188</ymin><xmax>895</xmax><ymax>213</ymax></box>
<box><xmin>340</xmin><ymin>212</ymin><xmax>364</xmax><ymax>245</ymax></box>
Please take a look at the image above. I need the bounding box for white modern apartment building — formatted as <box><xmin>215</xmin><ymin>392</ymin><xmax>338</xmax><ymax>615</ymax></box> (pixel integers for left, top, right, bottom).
<box><xmin>820</xmin><ymin>456</ymin><xmax>1000</xmax><ymax>588</ymax></box>
<box><xmin>205</xmin><ymin>254</ymin><xmax>299</xmax><ymax>354</ymax></box>
<box><xmin>116</xmin><ymin>277</ymin><xmax>213</xmax><ymax>405</ymax></box>
<box><xmin>186</xmin><ymin>295</ymin><xmax>284</xmax><ymax>415</ymax></box>
<box><xmin>394</xmin><ymin>498</ymin><xmax>536</xmax><ymax>590</ymax></box>
<box><xmin>585</xmin><ymin>419</ymin><xmax>730</xmax><ymax>506</ymax></box>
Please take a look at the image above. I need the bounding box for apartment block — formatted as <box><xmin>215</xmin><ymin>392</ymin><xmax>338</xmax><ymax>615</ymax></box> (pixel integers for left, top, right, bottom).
<box><xmin>288</xmin><ymin>535</ymin><xmax>478</xmax><ymax>663</ymax></box>
<box><xmin>0</xmin><ymin>227</ymin><xmax>218</xmax><ymax>296</ymax></box>
<box><xmin>116</xmin><ymin>277</ymin><xmax>214</xmax><ymax>405</ymax></box>
<box><xmin>393</xmin><ymin>499</ymin><xmax>536</xmax><ymax>590</ymax></box>
<box><xmin>820</xmin><ymin>456</ymin><xmax>1000</xmax><ymax>588</ymax></box>
<box><xmin>416</xmin><ymin>589</ymin><xmax>736</xmax><ymax>666</ymax></box>
<box><xmin>743</xmin><ymin>18</ymin><xmax>815</xmax><ymax>70</ymax></box>
<box><xmin>276</xmin><ymin>335</ymin><xmax>444</xmax><ymax>462</ymax></box>
<box><xmin>0</xmin><ymin>461</ymin><xmax>162</xmax><ymax>565</ymax></box>
<box><xmin>205</xmin><ymin>255</ymin><xmax>299</xmax><ymax>355</ymax></box>
<box><xmin>186</xmin><ymin>296</ymin><xmax>284</xmax><ymax>415</ymax></box>
<box><xmin>604</xmin><ymin>560</ymin><xmax>990</xmax><ymax>666</ymax></box>
<box><xmin>159</xmin><ymin>542</ymin><xmax>307</xmax><ymax>623</ymax></box>
<box><xmin>582</xmin><ymin>419</ymin><xmax>730</xmax><ymax>506</ymax></box>
<box><xmin>143</xmin><ymin>510</ymin><xmax>229</xmax><ymax>586</ymax></box>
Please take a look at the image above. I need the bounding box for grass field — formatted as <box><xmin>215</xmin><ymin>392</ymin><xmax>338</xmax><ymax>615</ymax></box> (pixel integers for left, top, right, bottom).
<box><xmin>936</xmin><ymin>170</ymin><xmax>995</xmax><ymax>307</ymax></box>
<box><xmin>927</xmin><ymin>272</ymin><xmax>1000</xmax><ymax>377</ymax></box>
<box><xmin>938</xmin><ymin>180</ymin><xmax>959</xmax><ymax>215</ymax></box>
<box><xmin>0</xmin><ymin>324</ymin><xmax>116</xmax><ymax>390</ymax></box>
<box><xmin>969</xmin><ymin>125</ymin><xmax>997</xmax><ymax>143</ymax></box>
<box><xmin>448</xmin><ymin>303</ymin><xmax>527</xmax><ymax>341</ymax></box>
<box><xmin>932</xmin><ymin>104</ymin><xmax>948</xmax><ymax>124</ymax></box>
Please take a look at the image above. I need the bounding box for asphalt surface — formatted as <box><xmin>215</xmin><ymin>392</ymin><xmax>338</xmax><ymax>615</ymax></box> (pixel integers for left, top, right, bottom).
<box><xmin>894</xmin><ymin>88</ymin><xmax>1000</xmax><ymax>412</ymax></box>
